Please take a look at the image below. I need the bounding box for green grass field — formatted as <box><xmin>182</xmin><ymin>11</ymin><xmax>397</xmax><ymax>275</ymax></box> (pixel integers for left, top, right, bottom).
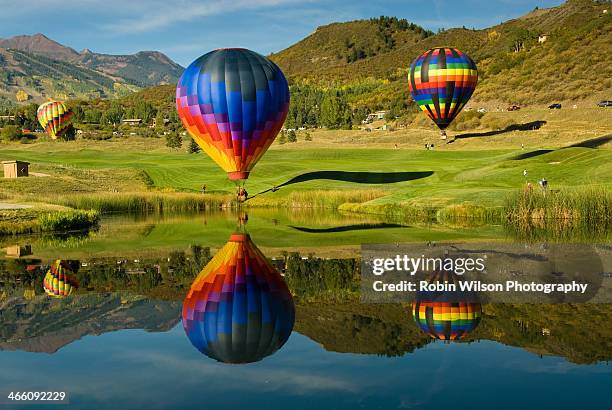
<box><xmin>1</xmin><ymin>107</ymin><xmax>610</xmax><ymax>214</ymax></box>
<box><xmin>1</xmin><ymin>137</ymin><xmax>610</xmax><ymax>209</ymax></box>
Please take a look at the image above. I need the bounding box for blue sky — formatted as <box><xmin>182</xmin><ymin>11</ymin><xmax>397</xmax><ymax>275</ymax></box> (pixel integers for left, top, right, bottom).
<box><xmin>0</xmin><ymin>0</ymin><xmax>563</xmax><ymax>66</ymax></box>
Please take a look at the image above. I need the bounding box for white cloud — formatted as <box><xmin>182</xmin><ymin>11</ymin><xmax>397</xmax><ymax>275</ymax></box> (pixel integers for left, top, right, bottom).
<box><xmin>100</xmin><ymin>0</ymin><xmax>317</xmax><ymax>34</ymax></box>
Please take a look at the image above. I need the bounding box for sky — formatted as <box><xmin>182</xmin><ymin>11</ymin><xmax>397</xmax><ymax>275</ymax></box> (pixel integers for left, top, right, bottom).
<box><xmin>0</xmin><ymin>0</ymin><xmax>564</xmax><ymax>66</ymax></box>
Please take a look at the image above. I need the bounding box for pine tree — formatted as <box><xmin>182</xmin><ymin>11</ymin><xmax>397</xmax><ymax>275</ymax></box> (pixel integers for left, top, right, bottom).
<box><xmin>165</xmin><ymin>132</ymin><xmax>183</xmax><ymax>149</ymax></box>
<box><xmin>287</xmin><ymin>130</ymin><xmax>297</xmax><ymax>143</ymax></box>
<box><xmin>187</xmin><ymin>137</ymin><xmax>201</xmax><ymax>153</ymax></box>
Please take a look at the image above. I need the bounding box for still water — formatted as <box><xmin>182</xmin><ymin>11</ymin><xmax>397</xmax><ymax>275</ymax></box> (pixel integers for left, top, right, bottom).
<box><xmin>1</xmin><ymin>210</ymin><xmax>610</xmax><ymax>409</ymax></box>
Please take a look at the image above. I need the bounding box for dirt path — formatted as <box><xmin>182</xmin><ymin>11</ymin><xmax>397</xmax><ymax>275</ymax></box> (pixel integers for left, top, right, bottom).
<box><xmin>0</xmin><ymin>203</ymin><xmax>33</xmax><ymax>210</ymax></box>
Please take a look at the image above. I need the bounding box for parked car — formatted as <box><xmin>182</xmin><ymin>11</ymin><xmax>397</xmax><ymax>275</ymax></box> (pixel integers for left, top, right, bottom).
<box><xmin>548</xmin><ymin>103</ymin><xmax>562</xmax><ymax>109</ymax></box>
<box><xmin>507</xmin><ymin>105</ymin><xmax>521</xmax><ymax>111</ymax></box>
<box><xmin>597</xmin><ymin>100</ymin><xmax>612</xmax><ymax>107</ymax></box>
<box><xmin>477</xmin><ymin>107</ymin><xmax>487</xmax><ymax>113</ymax></box>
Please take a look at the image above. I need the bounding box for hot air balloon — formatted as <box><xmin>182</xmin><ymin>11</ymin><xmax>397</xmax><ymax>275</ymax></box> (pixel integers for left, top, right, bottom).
<box><xmin>176</xmin><ymin>48</ymin><xmax>290</xmax><ymax>182</ymax></box>
<box><xmin>182</xmin><ymin>232</ymin><xmax>295</xmax><ymax>363</ymax></box>
<box><xmin>412</xmin><ymin>301</ymin><xmax>481</xmax><ymax>340</ymax></box>
<box><xmin>43</xmin><ymin>260</ymin><xmax>78</xmax><ymax>298</ymax></box>
<box><xmin>408</xmin><ymin>47</ymin><xmax>478</xmax><ymax>140</ymax></box>
<box><xmin>37</xmin><ymin>101</ymin><xmax>74</xmax><ymax>139</ymax></box>
<box><xmin>412</xmin><ymin>270</ymin><xmax>481</xmax><ymax>340</ymax></box>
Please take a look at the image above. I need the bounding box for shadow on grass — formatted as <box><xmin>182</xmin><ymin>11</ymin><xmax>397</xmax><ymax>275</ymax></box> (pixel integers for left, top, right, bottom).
<box><xmin>567</xmin><ymin>134</ymin><xmax>611</xmax><ymax>149</ymax></box>
<box><xmin>248</xmin><ymin>170</ymin><xmax>434</xmax><ymax>200</ymax></box>
<box><xmin>290</xmin><ymin>223</ymin><xmax>406</xmax><ymax>233</ymax></box>
<box><xmin>450</xmin><ymin>120</ymin><xmax>547</xmax><ymax>142</ymax></box>
<box><xmin>511</xmin><ymin>149</ymin><xmax>554</xmax><ymax>160</ymax></box>
<box><xmin>279</xmin><ymin>170</ymin><xmax>434</xmax><ymax>187</ymax></box>
<box><xmin>511</xmin><ymin>134</ymin><xmax>612</xmax><ymax>160</ymax></box>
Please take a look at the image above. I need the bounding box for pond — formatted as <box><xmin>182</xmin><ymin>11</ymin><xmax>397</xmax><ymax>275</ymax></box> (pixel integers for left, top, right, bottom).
<box><xmin>0</xmin><ymin>209</ymin><xmax>610</xmax><ymax>409</ymax></box>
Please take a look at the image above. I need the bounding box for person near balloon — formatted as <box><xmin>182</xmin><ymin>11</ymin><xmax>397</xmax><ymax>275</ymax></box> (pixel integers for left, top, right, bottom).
<box><xmin>237</xmin><ymin>186</ymin><xmax>248</xmax><ymax>202</ymax></box>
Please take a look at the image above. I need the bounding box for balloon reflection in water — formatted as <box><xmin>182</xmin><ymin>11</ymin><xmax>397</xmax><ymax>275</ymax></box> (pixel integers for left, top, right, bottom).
<box><xmin>412</xmin><ymin>270</ymin><xmax>481</xmax><ymax>340</ymax></box>
<box><xmin>43</xmin><ymin>260</ymin><xmax>78</xmax><ymax>298</ymax></box>
<box><xmin>182</xmin><ymin>233</ymin><xmax>295</xmax><ymax>363</ymax></box>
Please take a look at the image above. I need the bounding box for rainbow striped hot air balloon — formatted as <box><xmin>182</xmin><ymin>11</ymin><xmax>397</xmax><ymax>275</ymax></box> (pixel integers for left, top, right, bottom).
<box><xmin>408</xmin><ymin>47</ymin><xmax>478</xmax><ymax>132</ymax></box>
<box><xmin>176</xmin><ymin>48</ymin><xmax>290</xmax><ymax>181</ymax></box>
<box><xmin>37</xmin><ymin>100</ymin><xmax>74</xmax><ymax>139</ymax></box>
<box><xmin>412</xmin><ymin>270</ymin><xmax>481</xmax><ymax>340</ymax></box>
<box><xmin>43</xmin><ymin>260</ymin><xmax>78</xmax><ymax>298</ymax></box>
<box><xmin>412</xmin><ymin>301</ymin><xmax>482</xmax><ymax>340</ymax></box>
<box><xmin>182</xmin><ymin>233</ymin><xmax>295</xmax><ymax>363</ymax></box>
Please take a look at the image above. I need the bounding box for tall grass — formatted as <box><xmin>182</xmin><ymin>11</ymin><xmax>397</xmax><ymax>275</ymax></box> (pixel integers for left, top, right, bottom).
<box><xmin>0</xmin><ymin>209</ymin><xmax>100</xmax><ymax>235</ymax></box>
<box><xmin>504</xmin><ymin>186</ymin><xmax>611</xmax><ymax>241</ymax></box>
<box><xmin>286</xmin><ymin>190</ymin><xmax>385</xmax><ymax>209</ymax></box>
<box><xmin>339</xmin><ymin>202</ymin><xmax>436</xmax><ymax>221</ymax></box>
<box><xmin>248</xmin><ymin>189</ymin><xmax>386</xmax><ymax>209</ymax></box>
<box><xmin>39</xmin><ymin>210</ymin><xmax>100</xmax><ymax>232</ymax></box>
<box><xmin>49</xmin><ymin>192</ymin><xmax>234</xmax><ymax>213</ymax></box>
<box><xmin>437</xmin><ymin>203</ymin><xmax>503</xmax><ymax>225</ymax></box>
<box><xmin>505</xmin><ymin>186</ymin><xmax>611</xmax><ymax>223</ymax></box>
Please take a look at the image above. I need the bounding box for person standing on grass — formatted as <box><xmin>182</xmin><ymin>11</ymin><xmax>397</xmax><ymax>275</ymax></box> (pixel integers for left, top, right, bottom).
<box><xmin>523</xmin><ymin>169</ymin><xmax>528</xmax><ymax>177</ymax></box>
<box><xmin>237</xmin><ymin>186</ymin><xmax>248</xmax><ymax>202</ymax></box>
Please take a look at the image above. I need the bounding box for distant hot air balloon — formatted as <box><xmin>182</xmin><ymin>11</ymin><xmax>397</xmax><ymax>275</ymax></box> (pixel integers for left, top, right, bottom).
<box><xmin>182</xmin><ymin>233</ymin><xmax>295</xmax><ymax>363</ymax></box>
<box><xmin>412</xmin><ymin>301</ymin><xmax>481</xmax><ymax>340</ymax></box>
<box><xmin>37</xmin><ymin>101</ymin><xmax>74</xmax><ymax>139</ymax></box>
<box><xmin>176</xmin><ymin>48</ymin><xmax>290</xmax><ymax>181</ymax></box>
<box><xmin>408</xmin><ymin>47</ymin><xmax>478</xmax><ymax>139</ymax></box>
<box><xmin>412</xmin><ymin>270</ymin><xmax>481</xmax><ymax>340</ymax></box>
<box><xmin>43</xmin><ymin>260</ymin><xmax>78</xmax><ymax>298</ymax></box>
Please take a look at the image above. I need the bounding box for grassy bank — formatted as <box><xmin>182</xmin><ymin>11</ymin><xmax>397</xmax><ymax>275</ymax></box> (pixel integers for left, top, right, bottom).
<box><xmin>0</xmin><ymin>208</ymin><xmax>99</xmax><ymax>235</ymax></box>
<box><xmin>505</xmin><ymin>186</ymin><xmax>611</xmax><ymax>223</ymax></box>
<box><xmin>504</xmin><ymin>186</ymin><xmax>611</xmax><ymax>241</ymax></box>
<box><xmin>1</xmin><ymin>126</ymin><xmax>610</xmax><ymax>233</ymax></box>
<box><xmin>49</xmin><ymin>192</ymin><xmax>234</xmax><ymax>213</ymax></box>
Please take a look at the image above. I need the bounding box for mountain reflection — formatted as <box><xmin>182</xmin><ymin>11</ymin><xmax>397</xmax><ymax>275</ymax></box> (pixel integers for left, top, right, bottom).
<box><xmin>0</xmin><ymin>249</ymin><xmax>609</xmax><ymax>364</ymax></box>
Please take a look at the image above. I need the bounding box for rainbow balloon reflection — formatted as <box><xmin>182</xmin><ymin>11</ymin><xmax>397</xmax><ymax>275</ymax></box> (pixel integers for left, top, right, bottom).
<box><xmin>182</xmin><ymin>233</ymin><xmax>295</xmax><ymax>363</ymax></box>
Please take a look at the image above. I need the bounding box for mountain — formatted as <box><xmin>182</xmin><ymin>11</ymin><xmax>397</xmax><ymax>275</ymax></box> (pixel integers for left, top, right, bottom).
<box><xmin>270</xmin><ymin>0</ymin><xmax>611</xmax><ymax>106</ymax></box>
<box><xmin>77</xmin><ymin>49</ymin><xmax>183</xmax><ymax>86</ymax></box>
<box><xmin>0</xmin><ymin>33</ymin><xmax>80</xmax><ymax>61</ymax></box>
<box><xmin>0</xmin><ymin>293</ymin><xmax>180</xmax><ymax>353</ymax></box>
<box><xmin>0</xmin><ymin>34</ymin><xmax>183</xmax><ymax>103</ymax></box>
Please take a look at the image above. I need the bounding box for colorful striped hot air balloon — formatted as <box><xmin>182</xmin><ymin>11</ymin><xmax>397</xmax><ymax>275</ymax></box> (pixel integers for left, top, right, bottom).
<box><xmin>412</xmin><ymin>301</ymin><xmax>482</xmax><ymax>340</ymax></box>
<box><xmin>412</xmin><ymin>270</ymin><xmax>481</xmax><ymax>340</ymax></box>
<box><xmin>182</xmin><ymin>233</ymin><xmax>295</xmax><ymax>363</ymax></box>
<box><xmin>408</xmin><ymin>47</ymin><xmax>478</xmax><ymax>135</ymax></box>
<box><xmin>43</xmin><ymin>260</ymin><xmax>78</xmax><ymax>298</ymax></box>
<box><xmin>37</xmin><ymin>100</ymin><xmax>74</xmax><ymax>139</ymax></box>
<box><xmin>176</xmin><ymin>48</ymin><xmax>290</xmax><ymax>181</ymax></box>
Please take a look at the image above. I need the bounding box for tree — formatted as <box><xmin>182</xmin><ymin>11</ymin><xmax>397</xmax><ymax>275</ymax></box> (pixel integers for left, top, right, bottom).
<box><xmin>101</xmin><ymin>101</ymin><xmax>124</xmax><ymax>126</ymax></box>
<box><xmin>187</xmin><ymin>137</ymin><xmax>201</xmax><ymax>153</ymax></box>
<box><xmin>278</xmin><ymin>131</ymin><xmax>287</xmax><ymax>144</ymax></box>
<box><xmin>84</xmin><ymin>109</ymin><xmax>102</xmax><ymax>124</ymax></box>
<box><xmin>320</xmin><ymin>90</ymin><xmax>352</xmax><ymax>129</ymax></box>
<box><xmin>1</xmin><ymin>125</ymin><xmax>21</xmax><ymax>141</ymax></box>
<box><xmin>304</xmin><ymin>131</ymin><xmax>312</xmax><ymax>141</ymax></box>
<box><xmin>165</xmin><ymin>132</ymin><xmax>183</xmax><ymax>149</ymax></box>
<box><xmin>155</xmin><ymin>111</ymin><xmax>166</xmax><ymax>130</ymax></box>
<box><xmin>287</xmin><ymin>130</ymin><xmax>297</xmax><ymax>143</ymax></box>
<box><xmin>134</xmin><ymin>100</ymin><xmax>156</xmax><ymax>125</ymax></box>
<box><xmin>72</xmin><ymin>105</ymin><xmax>85</xmax><ymax>123</ymax></box>
<box><xmin>14</xmin><ymin>103</ymin><xmax>38</xmax><ymax>130</ymax></box>
<box><xmin>60</xmin><ymin>124</ymin><xmax>76</xmax><ymax>141</ymax></box>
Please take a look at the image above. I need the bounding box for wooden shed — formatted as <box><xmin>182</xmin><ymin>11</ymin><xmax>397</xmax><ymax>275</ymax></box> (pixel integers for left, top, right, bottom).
<box><xmin>2</xmin><ymin>160</ymin><xmax>29</xmax><ymax>178</ymax></box>
<box><xmin>6</xmin><ymin>245</ymin><xmax>32</xmax><ymax>258</ymax></box>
